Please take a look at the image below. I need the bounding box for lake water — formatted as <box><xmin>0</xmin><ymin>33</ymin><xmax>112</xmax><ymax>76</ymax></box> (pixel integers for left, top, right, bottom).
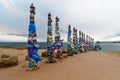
<box><xmin>98</xmin><ymin>42</ymin><xmax>120</xmax><ymax>51</ymax></box>
<box><xmin>0</xmin><ymin>42</ymin><xmax>120</xmax><ymax>51</ymax></box>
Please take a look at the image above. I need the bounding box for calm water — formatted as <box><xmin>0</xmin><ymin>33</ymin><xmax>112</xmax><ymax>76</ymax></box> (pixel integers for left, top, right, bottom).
<box><xmin>98</xmin><ymin>43</ymin><xmax>120</xmax><ymax>51</ymax></box>
<box><xmin>0</xmin><ymin>42</ymin><xmax>120</xmax><ymax>51</ymax></box>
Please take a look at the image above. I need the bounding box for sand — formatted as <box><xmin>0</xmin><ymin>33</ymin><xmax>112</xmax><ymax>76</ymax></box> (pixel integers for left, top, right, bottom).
<box><xmin>0</xmin><ymin>48</ymin><xmax>120</xmax><ymax>80</ymax></box>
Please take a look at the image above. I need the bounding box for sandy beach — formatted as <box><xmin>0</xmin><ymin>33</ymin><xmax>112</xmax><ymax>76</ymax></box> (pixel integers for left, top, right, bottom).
<box><xmin>0</xmin><ymin>48</ymin><xmax>120</xmax><ymax>80</ymax></box>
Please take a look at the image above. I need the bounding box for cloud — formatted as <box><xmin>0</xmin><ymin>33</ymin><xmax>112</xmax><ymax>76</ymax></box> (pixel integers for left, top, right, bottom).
<box><xmin>0</xmin><ymin>32</ymin><xmax>47</xmax><ymax>42</ymax></box>
<box><xmin>0</xmin><ymin>0</ymin><xmax>25</xmax><ymax>15</ymax></box>
<box><xmin>0</xmin><ymin>0</ymin><xmax>120</xmax><ymax>42</ymax></box>
<box><xmin>1</xmin><ymin>33</ymin><xmax>27</xmax><ymax>37</ymax></box>
<box><xmin>60</xmin><ymin>28</ymin><xmax>68</xmax><ymax>34</ymax></box>
<box><xmin>0</xmin><ymin>24</ymin><xmax>19</xmax><ymax>33</ymax></box>
<box><xmin>0</xmin><ymin>33</ymin><xmax>27</xmax><ymax>42</ymax></box>
<box><xmin>105</xmin><ymin>33</ymin><xmax>120</xmax><ymax>39</ymax></box>
<box><xmin>101</xmin><ymin>32</ymin><xmax>120</xmax><ymax>41</ymax></box>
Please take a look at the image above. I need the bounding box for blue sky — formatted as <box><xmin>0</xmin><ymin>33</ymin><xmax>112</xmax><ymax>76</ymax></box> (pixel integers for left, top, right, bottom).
<box><xmin>0</xmin><ymin>0</ymin><xmax>120</xmax><ymax>42</ymax></box>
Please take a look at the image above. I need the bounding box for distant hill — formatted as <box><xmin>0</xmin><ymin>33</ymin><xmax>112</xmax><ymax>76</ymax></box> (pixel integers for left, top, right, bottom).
<box><xmin>96</xmin><ymin>41</ymin><xmax>120</xmax><ymax>43</ymax></box>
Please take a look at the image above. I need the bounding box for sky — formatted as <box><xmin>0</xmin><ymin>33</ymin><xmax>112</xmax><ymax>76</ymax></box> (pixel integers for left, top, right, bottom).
<box><xmin>0</xmin><ymin>0</ymin><xmax>120</xmax><ymax>42</ymax></box>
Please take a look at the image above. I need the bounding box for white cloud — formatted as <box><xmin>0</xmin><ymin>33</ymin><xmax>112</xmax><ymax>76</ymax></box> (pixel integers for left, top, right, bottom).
<box><xmin>0</xmin><ymin>24</ymin><xmax>19</xmax><ymax>33</ymax></box>
<box><xmin>0</xmin><ymin>0</ymin><xmax>27</xmax><ymax>16</ymax></box>
<box><xmin>0</xmin><ymin>34</ymin><xmax>27</xmax><ymax>42</ymax></box>
<box><xmin>0</xmin><ymin>0</ymin><xmax>120</xmax><ymax>42</ymax></box>
<box><xmin>0</xmin><ymin>33</ymin><xmax>45</xmax><ymax>42</ymax></box>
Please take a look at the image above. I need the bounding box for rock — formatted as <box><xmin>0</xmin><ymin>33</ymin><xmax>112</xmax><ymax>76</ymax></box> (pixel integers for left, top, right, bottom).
<box><xmin>1</xmin><ymin>54</ymin><xmax>10</xmax><ymax>58</ymax></box>
<box><xmin>62</xmin><ymin>48</ymin><xmax>67</xmax><ymax>53</ymax></box>
<box><xmin>25</xmin><ymin>55</ymin><xmax>30</xmax><ymax>60</ymax></box>
<box><xmin>42</xmin><ymin>51</ymin><xmax>48</xmax><ymax>57</ymax></box>
<box><xmin>79</xmin><ymin>48</ymin><xmax>85</xmax><ymax>52</ymax></box>
<box><xmin>67</xmin><ymin>51</ymin><xmax>74</xmax><ymax>56</ymax></box>
<box><xmin>63</xmin><ymin>54</ymin><xmax>67</xmax><ymax>58</ymax></box>
<box><xmin>0</xmin><ymin>55</ymin><xmax>18</xmax><ymax>68</ymax></box>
